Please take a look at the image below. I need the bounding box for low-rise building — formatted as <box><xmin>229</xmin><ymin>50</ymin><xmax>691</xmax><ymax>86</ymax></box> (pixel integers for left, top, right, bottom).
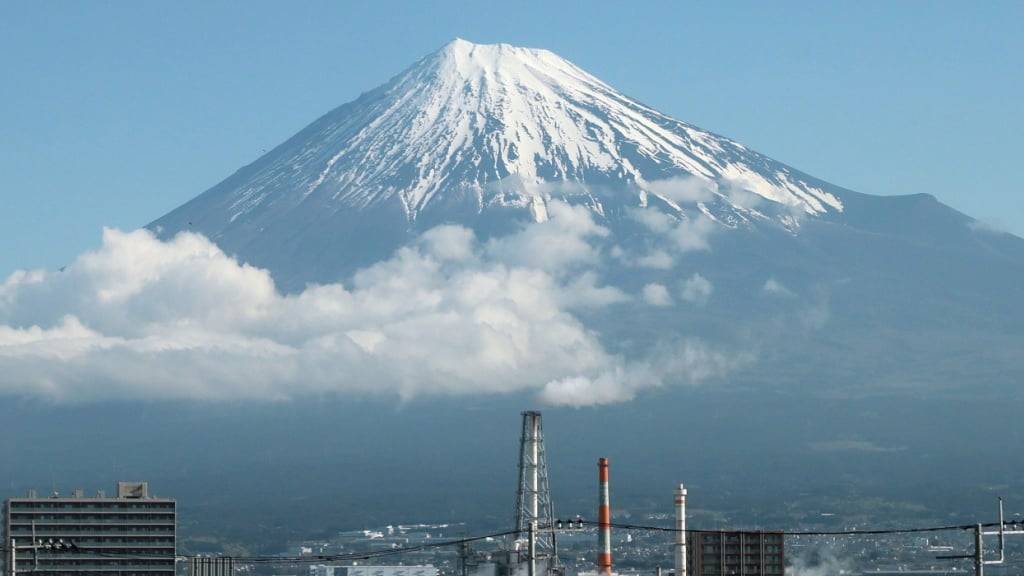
<box><xmin>310</xmin><ymin>565</ymin><xmax>439</xmax><ymax>576</ymax></box>
<box><xmin>687</xmin><ymin>531</ymin><xmax>784</xmax><ymax>576</ymax></box>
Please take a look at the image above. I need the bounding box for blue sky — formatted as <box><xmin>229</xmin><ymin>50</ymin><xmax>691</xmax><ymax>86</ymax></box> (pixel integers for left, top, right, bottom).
<box><xmin>1</xmin><ymin>1</ymin><xmax>1021</xmax><ymax>274</ymax></box>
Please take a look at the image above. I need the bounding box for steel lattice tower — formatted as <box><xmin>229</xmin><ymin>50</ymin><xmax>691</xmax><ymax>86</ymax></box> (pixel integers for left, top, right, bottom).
<box><xmin>513</xmin><ymin>411</ymin><xmax>558</xmax><ymax>559</ymax></box>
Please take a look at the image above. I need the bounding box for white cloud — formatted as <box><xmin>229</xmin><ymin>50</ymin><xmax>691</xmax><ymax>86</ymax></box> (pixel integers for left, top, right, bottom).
<box><xmin>630</xmin><ymin>207</ymin><xmax>676</xmax><ymax>234</ymax></box>
<box><xmin>968</xmin><ymin>218</ymin><xmax>1010</xmax><ymax>235</ymax></box>
<box><xmin>762</xmin><ymin>278</ymin><xmax>794</xmax><ymax>297</ymax></box>
<box><xmin>645</xmin><ymin>175</ymin><xmax>770</xmax><ymax>213</ymax></box>
<box><xmin>641</xmin><ymin>283</ymin><xmax>673</xmax><ymax>307</ymax></box>
<box><xmin>609</xmin><ymin>245</ymin><xmax>676</xmax><ymax>271</ymax></box>
<box><xmin>760</xmin><ymin>279</ymin><xmax>830</xmax><ymax>329</ymax></box>
<box><xmin>680</xmin><ymin>273</ymin><xmax>713</xmax><ymax>305</ymax></box>
<box><xmin>538</xmin><ymin>373</ymin><xmax>635</xmax><ymax>406</ymax></box>
<box><xmin>485</xmin><ymin>201</ymin><xmax>608</xmax><ymax>273</ymax></box>
<box><xmin>635</xmin><ymin>250</ymin><xmax>675</xmax><ymax>270</ymax></box>
<box><xmin>0</xmin><ymin>203</ymin><xmax>736</xmax><ymax>405</ymax></box>
<box><xmin>668</xmin><ymin>216</ymin><xmax>716</xmax><ymax>253</ymax></box>
<box><xmin>719</xmin><ymin>178</ymin><xmax>765</xmax><ymax>210</ymax></box>
<box><xmin>538</xmin><ymin>339</ymin><xmax>745</xmax><ymax>407</ymax></box>
<box><xmin>419</xmin><ymin>225</ymin><xmax>476</xmax><ymax>262</ymax></box>
<box><xmin>644</xmin><ymin>176</ymin><xmax>717</xmax><ymax>204</ymax></box>
<box><xmin>631</xmin><ymin>209</ymin><xmax>716</xmax><ymax>254</ymax></box>
<box><xmin>808</xmin><ymin>440</ymin><xmax>907</xmax><ymax>454</ymax></box>
<box><xmin>561</xmin><ymin>272</ymin><xmax>631</xmax><ymax>309</ymax></box>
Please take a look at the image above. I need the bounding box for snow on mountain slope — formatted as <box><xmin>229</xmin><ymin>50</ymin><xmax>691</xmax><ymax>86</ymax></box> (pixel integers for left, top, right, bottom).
<box><xmin>152</xmin><ymin>38</ymin><xmax>843</xmax><ymax>247</ymax></box>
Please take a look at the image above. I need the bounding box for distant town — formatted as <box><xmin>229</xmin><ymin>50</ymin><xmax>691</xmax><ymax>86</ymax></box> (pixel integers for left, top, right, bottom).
<box><xmin>4</xmin><ymin>412</ymin><xmax>1022</xmax><ymax>576</ymax></box>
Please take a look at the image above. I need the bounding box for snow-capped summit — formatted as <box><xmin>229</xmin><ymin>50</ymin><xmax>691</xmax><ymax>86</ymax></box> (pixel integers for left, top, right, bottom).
<box><xmin>153</xmin><ymin>39</ymin><xmax>1016</xmax><ymax>290</ymax></box>
<box><xmin>154</xmin><ymin>39</ymin><xmax>842</xmax><ymax>242</ymax></box>
<box><xmin>375</xmin><ymin>38</ymin><xmax>842</xmax><ymax>220</ymax></box>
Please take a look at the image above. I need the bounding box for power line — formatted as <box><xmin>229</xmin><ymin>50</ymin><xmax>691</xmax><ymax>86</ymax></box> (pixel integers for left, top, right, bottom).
<box><xmin>4</xmin><ymin>520</ymin><xmax>1019</xmax><ymax>566</ymax></box>
<box><xmin>574</xmin><ymin>519</ymin><xmax>1009</xmax><ymax>536</ymax></box>
<box><xmin>4</xmin><ymin>528</ymin><xmax>524</xmax><ymax>565</ymax></box>
<box><xmin>232</xmin><ymin>528</ymin><xmax>521</xmax><ymax>565</ymax></box>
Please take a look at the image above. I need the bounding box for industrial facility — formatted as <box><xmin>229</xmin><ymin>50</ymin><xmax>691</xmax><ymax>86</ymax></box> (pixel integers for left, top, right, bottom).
<box><xmin>463</xmin><ymin>411</ymin><xmax>562</xmax><ymax>576</ymax></box>
<box><xmin>491</xmin><ymin>412</ymin><xmax>786</xmax><ymax>576</ymax></box>
<box><xmin>3</xmin><ymin>481</ymin><xmax>176</xmax><ymax>576</ymax></box>
<box><xmin>455</xmin><ymin>412</ymin><xmax>783</xmax><ymax>576</ymax></box>
<box><xmin>0</xmin><ymin>413</ymin><xmax>792</xmax><ymax>576</ymax></box>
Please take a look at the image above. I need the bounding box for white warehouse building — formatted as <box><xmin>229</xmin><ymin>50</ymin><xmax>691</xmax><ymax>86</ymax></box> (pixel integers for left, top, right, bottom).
<box><xmin>311</xmin><ymin>566</ymin><xmax>439</xmax><ymax>576</ymax></box>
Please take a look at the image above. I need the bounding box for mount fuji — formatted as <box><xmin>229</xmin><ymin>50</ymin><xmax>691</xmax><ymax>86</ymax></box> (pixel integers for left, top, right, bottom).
<box><xmin>149</xmin><ymin>39</ymin><xmax>1024</xmax><ymax>396</ymax></box>
<box><xmin>147</xmin><ymin>40</ymin><xmax>879</xmax><ymax>282</ymax></box>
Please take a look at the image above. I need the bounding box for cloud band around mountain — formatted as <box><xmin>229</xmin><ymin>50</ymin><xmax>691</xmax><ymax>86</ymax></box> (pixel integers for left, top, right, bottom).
<box><xmin>0</xmin><ymin>202</ymin><xmax>738</xmax><ymax>405</ymax></box>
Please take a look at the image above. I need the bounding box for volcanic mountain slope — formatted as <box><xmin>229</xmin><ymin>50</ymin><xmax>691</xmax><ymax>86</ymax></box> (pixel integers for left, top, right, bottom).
<box><xmin>150</xmin><ymin>39</ymin><xmax>867</xmax><ymax>284</ymax></box>
<box><xmin>150</xmin><ymin>39</ymin><xmax>1024</xmax><ymax>398</ymax></box>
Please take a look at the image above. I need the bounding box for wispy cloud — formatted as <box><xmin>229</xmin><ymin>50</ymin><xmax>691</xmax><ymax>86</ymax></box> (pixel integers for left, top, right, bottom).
<box><xmin>762</xmin><ymin>278</ymin><xmax>794</xmax><ymax>297</ymax></box>
<box><xmin>968</xmin><ymin>218</ymin><xmax>1011</xmax><ymax>235</ymax></box>
<box><xmin>539</xmin><ymin>339</ymin><xmax>745</xmax><ymax>407</ymax></box>
<box><xmin>762</xmin><ymin>278</ymin><xmax>831</xmax><ymax>329</ymax></box>
<box><xmin>808</xmin><ymin>440</ymin><xmax>907</xmax><ymax>454</ymax></box>
<box><xmin>680</xmin><ymin>273</ymin><xmax>713</xmax><ymax>305</ymax></box>
<box><xmin>634</xmin><ymin>249</ymin><xmax>675</xmax><ymax>270</ymax></box>
<box><xmin>642</xmin><ymin>283</ymin><xmax>673</xmax><ymax>307</ymax></box>
<box><xmin>644</xmin><ymin>175</ymin><xmax>717</xmax><ymax>204</ymax></box>
<box><xmin>631</xmin><ymin>208</ymin><xmax>717</xmax><ymax>254</ymax></box>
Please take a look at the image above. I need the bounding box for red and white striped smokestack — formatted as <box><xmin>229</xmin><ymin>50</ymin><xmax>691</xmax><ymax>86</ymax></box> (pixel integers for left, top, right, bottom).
<box><xmin>597</xmin><ymin>457</ymin><xmax>612</xmax><ymax>576</ymax></box>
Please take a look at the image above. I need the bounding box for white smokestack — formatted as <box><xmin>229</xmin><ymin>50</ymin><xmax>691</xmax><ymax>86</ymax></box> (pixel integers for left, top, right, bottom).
<box><xmin>674</xmin><ymin>484</ymin><xmax>687</xmax><ymax>576</ymax></box>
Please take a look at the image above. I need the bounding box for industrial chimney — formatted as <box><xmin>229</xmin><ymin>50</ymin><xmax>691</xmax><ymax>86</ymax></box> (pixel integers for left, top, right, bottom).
<box><xmin>597</xmin><ymin>458</ymin><xmax>612</xmax><ymax>576</ymax></box>
<box><xmin>674</xmin><ymin>484</ymin><xmax>687</xmax><ymax>576</ymax></box>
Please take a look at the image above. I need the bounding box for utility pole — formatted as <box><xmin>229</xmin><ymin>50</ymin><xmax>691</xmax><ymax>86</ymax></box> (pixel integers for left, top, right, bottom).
<box><xmin>7</xmin><ymin>537</ymin><xmax>80</xmax><ymax>576</ymax></box>
<box><xmin>937</xmin><ymin>497</ymin><xmax>1024</xmax><ymax>576</ymax></box>
<box><xmin>973</xmin><ymin>524</ymin><xmax>983</xmax><ymax>576</ymax></box>
<box><xmin>458</xmin><ymin>541</ymin><xmax>470</xmax><ymax>576</ymax></box>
